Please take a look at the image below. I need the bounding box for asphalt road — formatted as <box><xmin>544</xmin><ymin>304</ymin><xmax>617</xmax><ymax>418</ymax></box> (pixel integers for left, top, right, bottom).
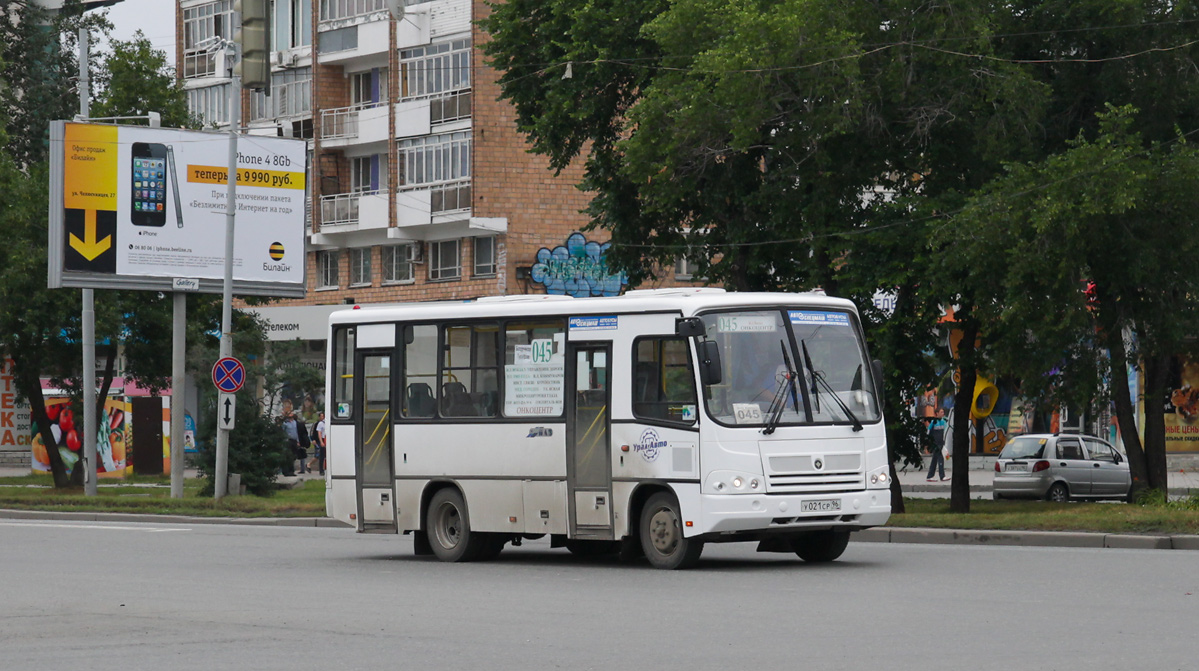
<box><xmin>2</xmin><ymin>521</ymin><xmax>1195</xmax><ymax>671</ymax></box>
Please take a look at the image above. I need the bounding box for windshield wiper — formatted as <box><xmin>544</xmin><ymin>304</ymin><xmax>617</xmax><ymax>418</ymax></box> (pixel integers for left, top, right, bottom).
<box><xmin>801</xmin><ymin>340</ymin><xmax>820</xmax><ymax>414</ymax></box>
<box><xmin>801</xmin><ymin>340</ymin><xmax>864</xmax><ymax>432</ymax></box>
<box><xmin>762</xmin><ymin>340</ymin><xmax>798</xmax><ymax>435</ymax></box>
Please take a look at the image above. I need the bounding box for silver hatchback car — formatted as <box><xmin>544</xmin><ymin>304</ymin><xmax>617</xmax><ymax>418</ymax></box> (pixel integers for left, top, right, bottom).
<box><xmin>993</xmin><ymin>433</ymin><xmax>1132</xmax><ymax>502</ymax></box>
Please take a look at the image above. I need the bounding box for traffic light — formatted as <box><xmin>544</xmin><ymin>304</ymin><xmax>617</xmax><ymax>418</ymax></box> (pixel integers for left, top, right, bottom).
<box><xmin>234</xmin><ymin>0</ymin><xmax>271</xmax><ymax>90</ymax></box>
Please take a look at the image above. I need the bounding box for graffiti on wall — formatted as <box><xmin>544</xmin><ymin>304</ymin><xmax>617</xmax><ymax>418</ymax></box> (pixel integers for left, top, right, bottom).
<box><xmin>531</xmin><ymin>232</ymin><xmax>627</xmax><ymax>297</ymax></box>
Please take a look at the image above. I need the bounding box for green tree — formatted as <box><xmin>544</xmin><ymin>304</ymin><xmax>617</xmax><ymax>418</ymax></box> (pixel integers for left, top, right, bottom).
<box><xmin>92</xmin><ymin>31</ymin><xmax>196</xmax><ymax>128</ymax></box>
<box><xmin>483</xmin><ymin>0</ymin><xmax>1046</xmax><ymax>512</ymax></box>
<box><xmin>951</xmin><ymin>107</ymin><xmax>1199</xmax><ymax>496</ymax></box>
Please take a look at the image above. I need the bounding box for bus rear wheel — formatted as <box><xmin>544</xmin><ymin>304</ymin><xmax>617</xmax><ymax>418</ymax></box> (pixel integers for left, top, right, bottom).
<box><xmin>640</xmin><ymin>492</ymin><xmax>703</xmax><ymax>570</ymax></box>
<box><xmin>790</xmin><ymin>530</ymin><xmax>850</xmax><ymax>563</ymax></box>
<box><xmin>426</xmin><ymin>488</ymin><xmax>489</xmax><ymax>562</ymax></box>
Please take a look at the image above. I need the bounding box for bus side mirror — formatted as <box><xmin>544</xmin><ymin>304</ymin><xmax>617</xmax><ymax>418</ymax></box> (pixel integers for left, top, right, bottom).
<box><xmin>698</xmin><ymin>340</ymin><xmax>722</xmax><ymax>386</ymax></box>
<box><xmin>871</xmin><ymin>359</ymin><xmax>885</xmax><ymax>398</ymax></box>
<box><xmin>676</xmin><ymin>317</ymin><xmax>705</xmax><ymax>338</ymax></box>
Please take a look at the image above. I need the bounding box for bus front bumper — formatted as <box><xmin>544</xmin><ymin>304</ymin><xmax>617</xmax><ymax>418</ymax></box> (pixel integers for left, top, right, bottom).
<box><xmin>698</xmin><ymin>491</ymin><xmax>891</xmax><ymax>535</ymax></box>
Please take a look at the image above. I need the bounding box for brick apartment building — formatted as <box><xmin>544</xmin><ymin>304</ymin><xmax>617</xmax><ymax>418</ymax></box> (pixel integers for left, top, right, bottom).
<box><xmin>177</xmin><ymin>0</ymin><xmax>690</xmax><ymax>331</ymax></box>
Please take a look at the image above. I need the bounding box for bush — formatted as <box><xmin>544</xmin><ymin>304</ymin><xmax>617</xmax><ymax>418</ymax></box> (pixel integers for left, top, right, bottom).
<box><xmin>194</xmin><ymin>389</ymin><xmax>290</xmax><ymax>496</ymax></box>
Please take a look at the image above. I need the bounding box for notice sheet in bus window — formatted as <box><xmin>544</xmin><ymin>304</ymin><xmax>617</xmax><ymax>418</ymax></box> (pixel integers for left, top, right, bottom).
<box><xmin>504</xmin><ymin>338</ymin><xmax>564</xmax><ymax>417</ymax></box>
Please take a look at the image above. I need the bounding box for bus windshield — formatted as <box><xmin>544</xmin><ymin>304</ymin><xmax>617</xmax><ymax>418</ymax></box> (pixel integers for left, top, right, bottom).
<box><xmin>699</xmin><ymin>308</ymin><xmax>881</xmax><ymax>428</ymax></box>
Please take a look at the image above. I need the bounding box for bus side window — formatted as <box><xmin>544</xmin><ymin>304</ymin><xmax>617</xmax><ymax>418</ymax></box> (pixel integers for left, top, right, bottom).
<box><xmin>332</xmin><ymin>327</ymin><xmax>355</xmax><ymax>420</ymax></box>
<box><xmin>403</xmin><ymin>325</ymin><xmax>438</xmax><ymax>418</ymax></box>
<box><xmin>503</xmin><ymin>320</ymin><xmax>566</xmax><ymax>418</ymax></box>
<box><xmin>632</xmin><ymin>337</ymin><xmax>697</xmax><ymax>425</ymax></box>
<box><xmin>442</xmin><ymin>323</ymin><xmax>499</xmax><ymax>418</ymax></box>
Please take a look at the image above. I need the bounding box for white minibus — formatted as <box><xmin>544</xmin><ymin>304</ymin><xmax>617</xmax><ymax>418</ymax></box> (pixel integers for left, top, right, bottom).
<box><xmin>325</xmin><ymin>288</ymin><xmax>890</xmax><ymax>569</ymax></box>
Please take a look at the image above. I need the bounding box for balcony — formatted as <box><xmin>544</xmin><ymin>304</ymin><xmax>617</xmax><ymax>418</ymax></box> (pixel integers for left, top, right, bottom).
<box><xmin>319</xmin><ymin>191</ymin><xmax>389</xmax><ymax>232</ymax></box>
<box><xmin>317</xmin><ymin>15</ymin><xmax>390</xmax><ymax>66</ymax></box>
<box><xmin>321</xmin><ymin>105</ymin><xmax>360</xmax><ymax>140</ymax></box>
<box><xmin>320</xmin><ymin>103</ymin><xmax>389</xmax><ymax>148</ymax></box>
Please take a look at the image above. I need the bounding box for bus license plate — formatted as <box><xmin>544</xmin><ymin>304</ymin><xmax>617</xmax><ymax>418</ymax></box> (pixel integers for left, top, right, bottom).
<box><xmin>801</xmin><ymin>499</ymin><xmax>840</xmax><ymax>513</ymax></box>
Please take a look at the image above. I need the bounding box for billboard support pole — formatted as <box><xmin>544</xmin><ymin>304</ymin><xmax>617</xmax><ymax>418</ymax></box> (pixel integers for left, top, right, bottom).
<box><xmin>79</xmin><ymin>27</ymin><xmax>98</xmax><ymax>497</ymax></box>
<box><xmin>214</xmin><ymin>57</ymin><xmax>241</xmax><ymax>500</ymax></box>
<box><xmin>171</xmin><ymin>291</ymin><xmax>185</xmax><ymax>498</ymax></box>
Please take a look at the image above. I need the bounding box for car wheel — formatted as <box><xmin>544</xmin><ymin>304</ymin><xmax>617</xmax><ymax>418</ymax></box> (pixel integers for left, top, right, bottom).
<box><xmin>1045</xmin><ymin>482</ymin><xmax>1069</xmax><ymax>503</ymax></box>
<box><xmin>426</xmin><ymin>488</ymin><xmax>489</xmax><ymax>562</ymax></box>
<box><xmin>790</xmin><ymin>530</ymin><xmax>851</xmax><ymax>563</ymax></box>
<box><xmin>992</xmin><ymin>491</ymin><xmax>1005</xmax><ymax>501</ymax></box>
<box><xmin>640</xmin><ymin>492</ymin><xmax>704</xmax><ymax>570</ymax></box>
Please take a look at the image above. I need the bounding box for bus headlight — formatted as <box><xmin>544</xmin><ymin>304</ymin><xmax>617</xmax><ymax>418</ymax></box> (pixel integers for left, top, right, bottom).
<box><xmin>867</xmin><ymin>465</ymin><xmax>890</xmax><ymax>489</ymax></box>
<box><xmin>706</xmin><ymin>471</ymin><xmax>764</xmax><ymax>494</ymax></box>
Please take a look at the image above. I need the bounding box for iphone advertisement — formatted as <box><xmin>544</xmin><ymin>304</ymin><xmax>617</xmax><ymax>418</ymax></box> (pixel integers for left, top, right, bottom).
<box><xmin>49</xmin><ymin>121</ymin><xmax>309</xmax><ymax>296</ymax></box>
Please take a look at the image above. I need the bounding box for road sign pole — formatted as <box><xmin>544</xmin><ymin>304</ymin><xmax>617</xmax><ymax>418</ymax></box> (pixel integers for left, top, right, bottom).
<box><xmin>214</xmin><ymin>37</ymin><xmax>241</xmax><ymax>500</ymax></box>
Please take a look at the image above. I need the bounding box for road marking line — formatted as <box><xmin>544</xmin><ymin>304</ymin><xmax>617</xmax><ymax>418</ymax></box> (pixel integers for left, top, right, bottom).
<box><xmin>0</xmin><ymin>521</ymin><xmax>190</xmax><ymax>532</ymax></box>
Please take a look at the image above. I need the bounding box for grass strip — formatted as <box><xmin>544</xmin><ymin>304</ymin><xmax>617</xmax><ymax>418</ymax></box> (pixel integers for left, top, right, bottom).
<box><xmin>891</xmin><ymin>498</ymin><xmax>1199</xmax><ymax>535</ymax></box>
<box><xmin>0</xmin><ymin>476</ymin><xmax>326</xmax><ymax>517</ymax></box>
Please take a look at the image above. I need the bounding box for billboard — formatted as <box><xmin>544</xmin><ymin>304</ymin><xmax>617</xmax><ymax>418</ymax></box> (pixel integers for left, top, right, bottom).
<box><xmin>48</xmin><ymin>121</ymin><xmax>308</xmax><ymax>297</ymax></box>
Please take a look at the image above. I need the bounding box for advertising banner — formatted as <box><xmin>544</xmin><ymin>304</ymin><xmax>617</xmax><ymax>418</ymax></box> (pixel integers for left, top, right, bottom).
<box><xmin>32</xmin><ymin>397</ymin><xmax>130</xmax><ymax>478</ymax></box>
<box><xmin>48</xmin><ymin>122</ymin><xmax>308</xmax><ymax>296</ymax></box>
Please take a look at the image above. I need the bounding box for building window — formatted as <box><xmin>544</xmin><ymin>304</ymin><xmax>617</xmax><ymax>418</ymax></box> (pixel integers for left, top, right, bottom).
<box><xmin>350</xmin><ymin>69</ymin><xmax>388</xmax><ymax>107</ymax></box>
<box><xmin>250</xmin><ymin>67</ymin><xmax>313</xmax><ymax>121</ymax></box>
<box><xmin>473</xmin><ymin>237</ymin><xmax>496</xmax><ymax>277</ymax></box>
<box><xmin>317</xmin><ymin>250</ymin><xmax>340</xmax><ymax>289</ymax></box>
<box><xmin>400</xmin><ymin>39</ymin><xmax>470</xmax><ymax>99</ymax></box>
<box><xmin>429</xmin><ymin>240</ymin><xmax>460</xmax><ymax>281</ymax></box>
<box><xmin>275</xmin><ymin>0</ymin><xmax>313</xmax><ymax>49</ymax></box>
<box><xmin>187</xmin><ymin>84</ymin><xmax>230</xmax><ymax>126</ymax></box>
<box><xmin>319</xmin><ymin>0</ymin><xmax>387</xmax><ymax>23</ymax></box>
<box><xmin>429</xmin><ymin>90</ymin><xmax>471</xmax><ymax>125</ymax></box>
<box><xmin>675</xmin><ymin>256</ymin><xmax>699</xmax><ymax>280</ymax></box>
<box><xmin>397</xmin><ymin>131</ymin><xmax>470</xmax><ymax>187</ymax></box>
<box><xmin>183</xmin><ymin>1</ymin><xmax>232</xmax><ymax>79</ymax></box>
<box><xmin>382</xmin><ymin>244</ymin><xmax>416</xmax><ymax>283</ymax></box>
<box><xmin>350</xmin><ymin>248</ymin><xmax>372</xmax><ymax>286</ymax></box>
<box><xmin>349</xmin><ymin>154</ymin><xmax>387</xmax><ymax>194</ymax></box>
<box><xmin>317</xmin><ymin>25</ymin><xmax>358</xmax><ymax>53</ymax></box>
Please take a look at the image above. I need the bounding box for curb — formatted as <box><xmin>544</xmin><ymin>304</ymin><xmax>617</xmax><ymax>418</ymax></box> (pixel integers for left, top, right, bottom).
<box><xmin>2</xmin><ymin>508</ymin><xmax>1193</xmax><ymax>550</ymax></box>
<box><xmin>0</xmin><ymin>508</ymin><xmax>352</xmax><ymax>528</ymax></box>
<box><xmin>852</xmin><ymin>527</ymin><xmax>1199</xmax><ymax>551</ymax></box>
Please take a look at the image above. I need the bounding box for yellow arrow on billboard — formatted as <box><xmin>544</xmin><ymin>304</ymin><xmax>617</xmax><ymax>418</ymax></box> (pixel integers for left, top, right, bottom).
<box><xmin>68</xmin><ymin>210</ymin><xmax>112</xmax><ymax>261</ymax></box>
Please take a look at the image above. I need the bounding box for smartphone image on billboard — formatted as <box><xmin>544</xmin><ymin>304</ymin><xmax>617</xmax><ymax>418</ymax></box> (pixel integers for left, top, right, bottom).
<box><xmin>130</xmin><ymin>142</ymin><xmax>168</xmax><ymax>226</ymax></box>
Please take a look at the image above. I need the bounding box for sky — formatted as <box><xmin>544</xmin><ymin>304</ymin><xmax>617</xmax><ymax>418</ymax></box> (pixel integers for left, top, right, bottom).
<box><xmin>98</xmin><ymin>0</ymin><xmax>176</xmax><ymax>66</ymax></box>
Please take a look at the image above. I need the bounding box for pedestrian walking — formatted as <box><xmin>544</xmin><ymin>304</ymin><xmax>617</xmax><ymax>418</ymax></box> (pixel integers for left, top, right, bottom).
<box><xmin>307</xmin><ymin>411</ymin><xmax>326</xmax><ymax>475</ymax></box>
<box><xmin>281</xmin><ymin>410</ymin><xmax>300</xmax><ymax>476</ymax></box>
<box><xmin>927</xmin><ymin>409</ymin><xmax>948</xmax><ymax>481</ymax></box>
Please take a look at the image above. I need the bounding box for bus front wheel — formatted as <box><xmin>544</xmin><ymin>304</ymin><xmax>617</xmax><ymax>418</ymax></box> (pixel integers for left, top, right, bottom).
<box><xmin>640</xmin><ymin>492</ymin><xmax>704</xmax><ymax>570</ymax></box>
<box><xmin>790</xmin><ymin>530</ymin><xmax>850</xmax><ymax>563</ymax></box>
<box><xmin>426</xmin><ymin>488</ymin><xmax>488</xmax><ymax>562</ymax></box>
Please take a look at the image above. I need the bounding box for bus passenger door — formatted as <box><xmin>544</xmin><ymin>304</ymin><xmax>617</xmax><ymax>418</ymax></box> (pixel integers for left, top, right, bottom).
<box><xmin>356</xmin><ymin>351</ymin><xmax>396</xmax><ymax>532</ymax></box>
<box><xmin>567</xmin><ymin>343</ymin><xmax>613</xmax><ymax>540</ymax></box>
